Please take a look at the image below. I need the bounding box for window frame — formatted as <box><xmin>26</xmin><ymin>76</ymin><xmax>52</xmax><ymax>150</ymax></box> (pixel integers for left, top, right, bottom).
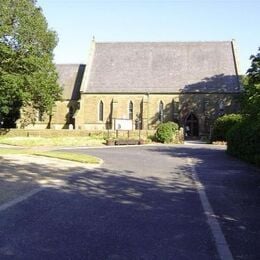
<box><xmin>128</xmin><ymin>101</ymin><xmax>133</xmax><ymax>120</ymax></box>
<box><xmin>159</xmin><ymin>100</ymin><xmax>164</xmax><ymax>122</ymax></box>
<box><xmin>98</xmin><ymin>100</ymin><xmax>104</xmax><ymax>121</ymax></box>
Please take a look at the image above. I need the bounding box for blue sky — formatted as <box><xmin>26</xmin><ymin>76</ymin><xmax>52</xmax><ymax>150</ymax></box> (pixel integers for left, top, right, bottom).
<box><xmin>37</xmin><ymin>0</ymin><xmax>259</xmax><ymax>74</ymax></box>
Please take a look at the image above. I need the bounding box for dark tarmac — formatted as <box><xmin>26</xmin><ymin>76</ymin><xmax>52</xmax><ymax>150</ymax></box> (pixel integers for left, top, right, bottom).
<box><xmin>0</xmin><ymin>144</ymin><xmax>259</xmax><ymax>259</ymax></box>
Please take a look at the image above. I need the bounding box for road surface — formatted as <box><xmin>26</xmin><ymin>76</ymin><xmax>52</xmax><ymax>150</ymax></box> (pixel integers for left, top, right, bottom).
<box><xmin>0</xmin><ymin>144</ymin><xmax>259</xmax><ymax>259</ymax></box>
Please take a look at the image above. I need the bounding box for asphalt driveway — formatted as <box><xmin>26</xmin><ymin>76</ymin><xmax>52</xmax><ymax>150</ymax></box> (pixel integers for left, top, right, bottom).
<box><xmin>0</xmin><ymin>144</ymin><xmax>259</xmax><ymax>259</ymax></box>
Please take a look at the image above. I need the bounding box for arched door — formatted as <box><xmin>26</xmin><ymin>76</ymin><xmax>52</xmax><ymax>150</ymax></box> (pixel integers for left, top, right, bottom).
<box><xmin>185</xmin><ymin>113</ymin><xmax>199</xmax><ymax>138</ymax></box>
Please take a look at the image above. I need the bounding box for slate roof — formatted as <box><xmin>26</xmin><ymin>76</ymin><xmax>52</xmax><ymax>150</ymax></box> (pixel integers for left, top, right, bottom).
<box><xmin>81</xmin><ymin>41</ymin><xmax>240</xmax><ymax>93</ymax></box>
<box><xmin>56</xmin><ymin>64</ymin><xmax>86</xmax><ymax>100</ymax></box>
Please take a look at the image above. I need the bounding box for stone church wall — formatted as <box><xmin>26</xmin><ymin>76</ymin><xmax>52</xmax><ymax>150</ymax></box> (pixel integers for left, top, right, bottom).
<box><xmin>17</xmin><ymin>100</ymin><xmax>79</xmax><ymax>130</ymax></box>
<box><xmin>19</xmin><ymin>92</ymin><xmax>240</xmax><ymax>138</ymax></box>
<box><xmin>75</xmin><ymin>92</ymin><xmax>240</xmax><ymax>136</ymax></box>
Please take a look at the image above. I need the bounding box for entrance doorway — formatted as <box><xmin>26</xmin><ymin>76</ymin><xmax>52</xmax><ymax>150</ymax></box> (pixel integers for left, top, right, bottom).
<box><xmin>185</xmin><ymin>113</ymin><xmax>199</xmax><ymax>138</ymax></box>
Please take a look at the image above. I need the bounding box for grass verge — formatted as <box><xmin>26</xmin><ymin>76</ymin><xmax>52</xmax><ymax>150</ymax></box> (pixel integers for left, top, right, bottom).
<box><xmin>0</xmin><ymin>136</ymin><xmax>105</xmax><ymax>147</ymax></box>
<box><xmin>33</xmin><ymin>151</ymin><xmax>100</xmax><ymax>164</ymax></box>
<box><xmin>0</xmin><ymin>149</ymin><xmax>101</xmax><ymax>164</ymax></box>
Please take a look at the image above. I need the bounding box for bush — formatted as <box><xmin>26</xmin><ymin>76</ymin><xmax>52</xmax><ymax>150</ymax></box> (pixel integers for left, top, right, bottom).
<box><xmin>211</xmin><ymin>114</ymin><xmax>242</xmax><ymax>142</ymax></box>
<box><xmin>155</xmin><ymin>122</ymin><xmax>179</xmax><ymax>143</ymax></box>
<box><xmin>227</xmin><ymin>118</ymin><xmax>260</xmax><ymax>166</ymax></box>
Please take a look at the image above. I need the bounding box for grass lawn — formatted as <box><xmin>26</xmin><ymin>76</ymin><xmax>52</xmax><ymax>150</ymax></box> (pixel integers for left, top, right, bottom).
<box><xmin>33</xmin><ymin>151</ymin><xmax>100</xmax><ymax>164</ymax></box>
<box><xmin>0</xmin><ymin>136</ymin><xmax>105</xmax><ymax>147</ymax></box>
<box><xmin>0</xmin><ymin>149</ymin><xmax>101</xmax><ymax>164</ymax></box>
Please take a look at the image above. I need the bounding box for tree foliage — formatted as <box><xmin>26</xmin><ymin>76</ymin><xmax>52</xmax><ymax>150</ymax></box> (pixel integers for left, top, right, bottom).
<box><xmin>0</xmin><ymin>0</ymin><xmax>61</xmax><ymax>127</ymax></box>
<box><xmin>227</xmin><ymin>47</ymin><xmax>260</xmax><ymax>166</ymax></box>
<box><xmin>211</xmin><ymin>114</ymin><xmax>242</xmax><ymax>142</ymax></box>
<box><xmin>241</xmin><ymin>47</ymin><xmax>260</xmax><ymax>118</ymax></box>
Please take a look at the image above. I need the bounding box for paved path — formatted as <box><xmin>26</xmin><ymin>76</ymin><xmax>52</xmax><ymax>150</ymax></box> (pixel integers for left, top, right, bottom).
<box><xmin>0</xmin><ymin>144</ymin><xmax>259</xmax><ymax>259</ymax></box>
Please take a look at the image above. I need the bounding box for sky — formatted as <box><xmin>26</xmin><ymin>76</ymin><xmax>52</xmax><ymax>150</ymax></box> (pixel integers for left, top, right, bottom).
<box><xmin>37</xmin><ymin>0</ymin><xmax>259</xmax><ymax>74</ymax></box>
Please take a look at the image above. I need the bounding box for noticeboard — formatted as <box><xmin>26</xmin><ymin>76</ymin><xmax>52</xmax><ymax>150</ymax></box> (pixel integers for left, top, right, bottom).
<box><xmin>115</xmin><ymin>119</ymin><xmax>133</xmax><ymax>130</ymax></box>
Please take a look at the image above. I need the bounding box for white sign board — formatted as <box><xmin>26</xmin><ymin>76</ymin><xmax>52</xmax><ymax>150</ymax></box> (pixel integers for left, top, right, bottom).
<box><xmin>115</xmin><ymin>119</ymin><xmax>133</xmax><ymax>130</ymax></box>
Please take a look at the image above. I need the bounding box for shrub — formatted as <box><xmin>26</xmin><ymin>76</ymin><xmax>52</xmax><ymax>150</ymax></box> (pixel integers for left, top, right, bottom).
<box><xmin>211</xmin><ymin>114</ymin><xmax>242</xmax><ymax>142</ymax></box>
<box><xmin>227</xmin><ymin>118</ymin><xmax>260</xmax><ymax>166</ymax></box>
<box><xmin>155</xmin><ymin>122</ymin><xmax>179</xmax><ymax>143</ymax></box>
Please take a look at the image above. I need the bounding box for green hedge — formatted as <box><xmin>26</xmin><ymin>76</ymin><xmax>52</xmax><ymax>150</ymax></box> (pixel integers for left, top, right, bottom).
<box><xmin>211</xmin><ymin>114</ymin><xmax>242</xmax><ymax>142</ymax></box>
<box><xmin>154</xmin><ymin>122</ymin><xmax>179</xmax><ymax>143</ymax></box>
<box><xmin>227</xmin><ymin>118</ymin><xmax>260</xmax><ymax>166</ymax></box>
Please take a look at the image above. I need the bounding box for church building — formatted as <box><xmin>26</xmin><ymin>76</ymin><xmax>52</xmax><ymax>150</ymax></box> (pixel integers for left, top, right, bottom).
<box><xmin>24</xmin><ymin>40</ymin><xmax>241</xmax><ymax>138</ymax></box>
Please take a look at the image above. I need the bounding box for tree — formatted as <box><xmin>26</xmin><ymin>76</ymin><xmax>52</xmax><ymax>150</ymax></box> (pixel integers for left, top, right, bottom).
<box><xmin>226</xmin><ymin>47</ymin><xmax>260</xmax><ymax>166</ymax></box>
<box><xmin>0</xmin><ymin>0</ymin><xmax>61</xmax><ymax>127</ymax></box>
<box><xmin>242</xmin><ymin>47</ymin><xmax>260</xmax><ymax>119</ymax></box>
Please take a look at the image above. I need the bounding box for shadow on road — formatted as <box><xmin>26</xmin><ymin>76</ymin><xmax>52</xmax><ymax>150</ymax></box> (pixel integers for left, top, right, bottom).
<box><xmin>0</xmin><ymin>145</ymin><xmax>259</xmax><ymax>259</ymax></box>
<box><xmin>0</xmin><ymin>152</ymin><xmax>218</xmax><ymax>259</ymax></box>
<box><xmin>147</xmin><ymin>145</ymin><xmax>260</xmax><ymax>260</ymax></box>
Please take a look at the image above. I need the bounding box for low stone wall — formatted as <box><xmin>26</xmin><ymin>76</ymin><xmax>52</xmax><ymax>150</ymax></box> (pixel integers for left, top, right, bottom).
<box><xmin>0</xmin><ymin>128</ymin><xmax>185</xmax><ymax>144</ymax></box>
<box><xmin>0</xmin><ymin>129</ymin><xmax>156</xmax><ymax>139</ymax></box>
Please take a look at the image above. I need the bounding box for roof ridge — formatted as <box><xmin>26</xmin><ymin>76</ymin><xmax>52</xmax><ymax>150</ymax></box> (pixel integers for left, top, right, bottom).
<box><xmin>95</xmin><ymin>40</ymin><xmax>232</xmax><ymax>44</ymax></box>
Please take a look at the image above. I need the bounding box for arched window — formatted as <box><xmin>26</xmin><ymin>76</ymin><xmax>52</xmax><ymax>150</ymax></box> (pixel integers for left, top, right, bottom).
<box><xmin>98</xmin><ymin>101</ymin><xmax>104</xmax><ymax>121</ymax></box>
<box><xmin>159</xmin><ymin>101</ymin><xmax>164</xmax><ymax>122</ymax></box>
<box><xmin>219</xmin><ymin>101</ymin><xmax>225</xmax><ymax>116</ymax></box>
<box><xmin>36</xmin><ymin>109</ymin><xmax>44</xmax><ymax>122</ymax></box>
<box><xmin>129</xmin><ymin>101</ymin><xmax>133</xmax><ymax>120</ymax></box>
